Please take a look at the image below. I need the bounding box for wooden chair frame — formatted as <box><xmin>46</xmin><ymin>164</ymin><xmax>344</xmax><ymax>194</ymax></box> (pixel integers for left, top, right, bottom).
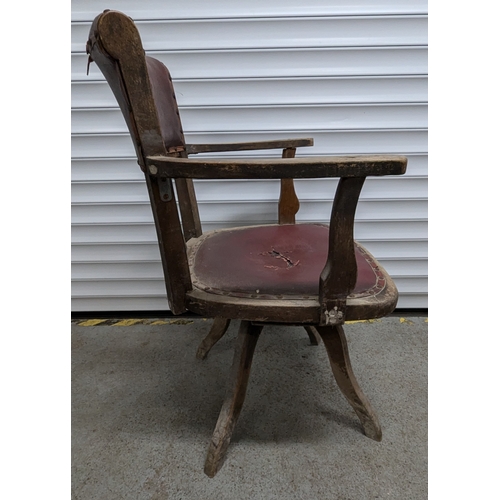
<box><xmin>86</xmin><ymin>10</ymin><xmax>407</xmax><ymax>477</ymax></box>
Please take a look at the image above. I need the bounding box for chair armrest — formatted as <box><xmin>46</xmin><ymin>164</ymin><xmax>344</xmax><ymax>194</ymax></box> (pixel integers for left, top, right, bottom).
<box><xmin>185</xmin><ymin>138</ymin><xmax>313</xmax><ymax>155</ymax></box>
<box><xmin>146</xmin><ymin>153</ymin><xmax>407</xmax><ymax>325</ymax></box>
<box><xmin>146</xmin><ymin>155</ymin><xmax>407</xmax><ymax>179</ymax></box>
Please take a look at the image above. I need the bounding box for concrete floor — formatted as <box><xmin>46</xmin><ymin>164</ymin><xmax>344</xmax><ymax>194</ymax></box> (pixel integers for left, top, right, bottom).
<box><xmin>72</xmin><ymin>316</ymin><xmax>427</xmax><ymax>499</ymax></box>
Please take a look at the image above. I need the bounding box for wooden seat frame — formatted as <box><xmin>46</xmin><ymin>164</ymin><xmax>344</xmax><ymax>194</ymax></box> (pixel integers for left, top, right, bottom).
<box><xmin>86</xmin><ymin>10</ymin><xmax>407</xmax><ymax>477</ymax></box>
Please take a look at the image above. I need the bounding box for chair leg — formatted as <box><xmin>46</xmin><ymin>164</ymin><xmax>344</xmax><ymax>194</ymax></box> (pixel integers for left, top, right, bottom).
<box><xmin>304</xmin><ymin>325</ymin><xmax>320</xmax><ymax>345</ymax></box>
<box><xmin>204</xmin><ymin>320</ymin><xmax>263</xmax><ymax>477</ymax></box>
<box><xmin>196</xmin><ymin>318</ymin><xmax>231</xmax><ymax>360</ymax></box>
<box><xmin>316</xmin><ymin>324</ymin><xmax>382</xmax><ymax>441</ymax></box>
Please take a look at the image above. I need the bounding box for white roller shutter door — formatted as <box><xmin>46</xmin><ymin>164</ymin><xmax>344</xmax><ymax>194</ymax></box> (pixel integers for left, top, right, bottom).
<box><xmin>71</xmin><ymin>0</ymin><xmax>428</xmax><ymax>312</ymax></box>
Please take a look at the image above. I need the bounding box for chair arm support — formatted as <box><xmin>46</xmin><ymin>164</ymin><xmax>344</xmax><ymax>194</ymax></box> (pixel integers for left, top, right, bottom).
<box><xmin>146</xmin><ymin>155</ymin><xmax>407</xmax><ymax>179</ymax></box>
<box><xmin>185</xmin><ymin>138</ymin><xmax>313</xmax><ymax>154</ymax></box>
<box><xmin>318</xmin><ymin>177</ymin><xmax>365</xmax><ymax>326</ymax></box>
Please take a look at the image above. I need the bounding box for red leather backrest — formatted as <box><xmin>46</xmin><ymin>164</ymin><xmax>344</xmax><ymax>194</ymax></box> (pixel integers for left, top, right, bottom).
<box><xmin>146</xmin><ymin>56</ymin><xmax>186</xmax><ymax>151</ymax></box>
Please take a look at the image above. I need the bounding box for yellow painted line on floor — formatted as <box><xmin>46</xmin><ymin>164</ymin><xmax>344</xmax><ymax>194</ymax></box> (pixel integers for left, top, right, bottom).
<box><xmin>77</xmin><ymin>319</ymin><xmax>107</xmax><ymax>327</ymax></box>
<box><xmin>76</xmin><ymin>317</ymin><xmax>427</xmax><ymax>328</ymax></box>
<box><xmin>112</xmin><ymin>319</ymin><xmax>144</xmax><ymax>327</ymax></box>
<box><xmin>399</xmin><ymin>317</ymin><xmax>414</xmax><ymax>324</ymax></box>
<box><xmin>167</xmin><ymin>319</ymin><xmax>194</xmax><ymax>325</ymax></box>
<box><xmin>75</xmin><ymin>318</ymin><xmax>196</xmax><ymax>327</ymax></box>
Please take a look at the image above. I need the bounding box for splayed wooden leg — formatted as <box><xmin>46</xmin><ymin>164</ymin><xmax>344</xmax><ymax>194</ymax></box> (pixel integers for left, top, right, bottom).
<box><xmin>196</xmin><ymin>318</ymin><xmax>231</xmax><ymax>360</ymax></box>
<box><xmin>204</xmin><ymin>321</ymin><xmax>263</xmax><ymax>477</ymax></box>
<box><xmin>316</xmin><ymin>324</ymin><xmax>382</xmax><ymax>441</ymax></box>
<box><xmin>304</xmin><ymin>325</ymin><xmax>320</xmax><ymax>345</ymax></box>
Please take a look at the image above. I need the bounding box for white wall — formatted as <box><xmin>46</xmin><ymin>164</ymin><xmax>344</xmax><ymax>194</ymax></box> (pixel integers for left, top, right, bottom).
<box><xmin>71</xmin><ymin>0</ymin><xmax>428</xmax><ymax>311</ymax></box>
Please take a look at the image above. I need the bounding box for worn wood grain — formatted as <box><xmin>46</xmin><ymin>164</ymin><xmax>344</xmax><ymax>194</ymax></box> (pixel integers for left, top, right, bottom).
<box><xmin>145</xmin><ymin>175</ymin><xmax>192</xmax><ymax>314</ymax></box>
<box><xmin>186</xmin><ymin>138</ymin><xmax>313</xmax><ymax>155</ymax></box>
<box><xmin>196</xmin><ymin>317</ymin><xmax>231</xmax><ymax>360</ymax></box>
<box><xmin>146</xmin><ymin>154</ymin><xmax>407</xmax><ymax>179</ymax></box>
<box><xmin>319</xmin><ymin>177</ymin><xmax>365</xmax><ymax>326</ymax></box>
<box><xmin>184</xmin><ymin>284</ymin><xmax>398</xmax><ymax>325</ymax></box>
<box><xmin>92</xmin><ymin>13</ymin><xmax>167</xmax><ymax>161</ymax></box>
<box><xmin>204</xmin><ymin>321</ymin><xmax>263</xmax><ymax>477</ymax></box>
<box><xmin>304</xmin><ymin>325</ymin><xmax>321</xmax><ymax>345</ymax></box>
<box><xmin>278</xmin><ymin>148</ymin><xmax>300</xmax><ymax>224</ymax></box>
<box><xmin>174</xmin><ymin>178</ymin><xmax>202</xmax><ymax>240</ymax></box>
<box><xmin>316</xmin><ymin>324</ymin><xmax>382</xmax><ymax>441</ymax></box>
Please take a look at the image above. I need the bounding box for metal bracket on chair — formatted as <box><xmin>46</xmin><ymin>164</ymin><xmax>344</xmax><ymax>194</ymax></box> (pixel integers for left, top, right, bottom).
<box><xmin>319</xmin><ymin>299</ymin><xmax>347</xmax><ymax>326</ymax></box>
<box><xmin>323</xmin><ymin>306</ymin><xmax>344</xmax><ymax>325</ymax></box>
<box><xmin>158</xmin><ymin>176</ymin><xmax>173</xmax><ymax>202</ymax></box>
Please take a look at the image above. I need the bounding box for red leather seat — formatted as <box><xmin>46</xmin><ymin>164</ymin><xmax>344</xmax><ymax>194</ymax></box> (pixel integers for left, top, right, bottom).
<box><xmin>190</xmin><ymin>224</ymin><xmax>386</xmax><ymax>300</ymax></box>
